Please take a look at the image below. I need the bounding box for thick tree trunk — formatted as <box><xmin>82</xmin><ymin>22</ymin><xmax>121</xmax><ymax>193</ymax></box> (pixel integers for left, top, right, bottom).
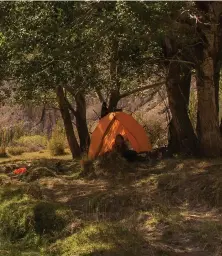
<box><xmin>167</xmin><ymin>64</ymin><xmax>198</xmax><ymax>155</ymax></box>
<box><xmin>163</xmin><ymin>37</ymin><xmax>198</xmax><ymax>155</ymax></box>
<box><xmin>196</xmin><ymin>62</ymin><xmax>221</xmax><ymax>156</ymax></box>
<box><xmin>168</xmin><ymin>66</ymin><xmax>191</xmax><ymax>153</ymax></box>
<box><xmin>56</xmin><ymin>86</ymin><xmax>80</xmax><ymax>158</ymax></box>
<box><xmin>214</xmin><ymin>56</ymin><xmax>221</xmax><ymax>116</ymax></box>
<box><xmin>74</xmin><ymin>91</ymin><xmax>90</xmax><ymax>153</ymax></box>
<box><xmin>195</xmin><ymin>2</ymin><xmax>222</xmax><ymax>157</ymax></box>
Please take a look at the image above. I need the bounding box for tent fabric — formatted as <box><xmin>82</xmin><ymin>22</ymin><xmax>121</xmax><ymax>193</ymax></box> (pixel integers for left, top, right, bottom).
<box><xmin>88</xmin><ymin>112</ymin><xmax>152</xmax><ymax>159</ymax></box>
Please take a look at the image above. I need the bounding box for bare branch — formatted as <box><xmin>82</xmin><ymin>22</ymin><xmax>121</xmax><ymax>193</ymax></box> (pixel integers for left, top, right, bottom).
<box><xmin>64</xmin><ymin>85</ymin><xmax>76</xmax><ymax>96</ymax></box>
<box><xmin>65</xmin><ymin>97</ymin><xmax>76</xmax><ymax>116</ymax></box>
<box><xmin>119</xmin><ymin>81</ymin><xmax>165</xmax><ymax>99</ymax></box>
<box><xmin>95</xmin><ymin>88</ymin><xmax>105</xmax><ymax>103</ymax></box>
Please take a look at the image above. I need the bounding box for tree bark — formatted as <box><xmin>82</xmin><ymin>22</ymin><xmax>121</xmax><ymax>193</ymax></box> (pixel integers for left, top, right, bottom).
<box><xmin>108</xmin><ymin>38</ymin><xmax>120</xmax><ymax>112</ymax></box>
<box><xmin>214</xmin><ymin>56</ymin><xmax>221</xmax><ymax>116</ymax></box>
<box><xmin>167</xmin><ymin>63</ymin><xmax>199</xmax><ymax>155</ymax></box>
<box><xmin>195</xmin><ymin>2</ymin><xmax>222</xmax><ymax>157</ymax></box>
<box><xmin>74</xmin><ymin>91</ymin><xmax>90</xmax><ymax>153</ymax></box>
<box><xmin>108</xmin><ymin>89</ymin><xmax>120</xmax><ymax>112</ymax></box>
<box><xmin>56</xmin><ymin>86</ymin><xmax>80</xmax><ymax>158</ymax></box>
<box><xmin>163</xmin><ymin>37</ymin><xmax>198</xmax><ymax>155</ymax></box>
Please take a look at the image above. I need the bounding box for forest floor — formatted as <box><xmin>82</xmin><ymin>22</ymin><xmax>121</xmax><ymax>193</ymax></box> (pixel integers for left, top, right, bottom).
<box><xmin>0</xmin><ymin>155</ymin><xmax>222</xmax><ymax>256</ymax></box>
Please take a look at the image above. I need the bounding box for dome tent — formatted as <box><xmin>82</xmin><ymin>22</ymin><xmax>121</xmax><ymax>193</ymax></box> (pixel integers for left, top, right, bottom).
<box><xmin>88</xmin><ymin>112</ymin><xmax>152</xmax><ymax>159</ymax></box>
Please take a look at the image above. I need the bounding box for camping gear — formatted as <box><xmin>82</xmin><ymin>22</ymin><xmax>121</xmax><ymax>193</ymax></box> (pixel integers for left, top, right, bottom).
<box><xmin>13</xmin><ymin>167</ymin><xmax>27</xmax><ymax>175</ymax></box>
<box><xmin>88</xmin><ymin>112</ymin><xmax>152</xmax><ymax>159</ymax></box>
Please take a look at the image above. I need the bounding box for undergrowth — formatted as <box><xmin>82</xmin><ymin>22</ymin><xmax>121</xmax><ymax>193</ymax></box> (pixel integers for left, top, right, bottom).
<box><xmin>7</xmin><ymin>146</ymin><xmax>27</xmax><ymax>156</ymax></box>
<box><xmin>16</xmin><ymin>135</ymin><xmax>48</xmax><ymax>152</ymax></box>
<box><xmin>0</xmin><ymin>182</ymin><xmax>73</xmax><ymax>255</ymax></box>
<box><xmin>47</xmin><ymin>223</ymin><xmax>146</xmax><ymax>256</ymax></box>
<box><xmin>1</xmin><ymin>158</ymin><xmax>222</xmax><ymax>255</ymax></box>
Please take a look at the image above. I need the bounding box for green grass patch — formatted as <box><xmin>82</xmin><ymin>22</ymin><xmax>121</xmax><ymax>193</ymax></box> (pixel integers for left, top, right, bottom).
<box><xmin>0</xmin><ymin>183</ymin><xmax>73</xmax><ymax>253</ymax></box>
<box><xmin>7</xmin><ymin>146</ymin><xmax>27</xmax><ymax>156</ymax></box>
<box><xmin>48</xmin><ymin>223</ymin><xmax>145</xmax><ymax>256</ymax></box>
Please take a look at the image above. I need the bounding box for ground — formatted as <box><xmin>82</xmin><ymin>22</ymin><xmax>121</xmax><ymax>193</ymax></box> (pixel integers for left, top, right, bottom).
<box><xmin>0</xmin><ymin>153</ymin><xmax>222</xmax><ymax>256</ymax></box>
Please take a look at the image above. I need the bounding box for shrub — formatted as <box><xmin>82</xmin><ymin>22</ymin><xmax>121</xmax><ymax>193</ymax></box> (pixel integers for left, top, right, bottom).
<box><xmin>146</xmin><ymin>121</ymin><xmax>167</xmax><ymax>147</ymax></box>
<box><xmin>133</xmin><ymin>113</ymin><xmax>167</xmax><ymax>148</ymax></box>
<box><xmin>7</xmin><ymin>146</ymin><xmax>26</xmax><ymax>156</ymax></box>
<box><xmin>0</xmin><ymin>146</ymin><xmax>8</xmax><ymax>158</ymax></box>
<box><xmin>48</xmin><ymin>139</ymin><xmax>65</xmax><ymax>156</ymax></box>
<box><xmin>16</xmin><ymin>135</ymin><xmax>48</xmax><ymax>152</ymax></box>
<box><xmin>48</xmin><ymin>127</ymin><xmax>65</xmax><ymax>156</ymax></box>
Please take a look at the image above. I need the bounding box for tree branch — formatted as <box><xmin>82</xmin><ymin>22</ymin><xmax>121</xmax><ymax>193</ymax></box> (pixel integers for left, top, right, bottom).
<box><xmin>65</xmin><ymin>97</ymin><xmax>76</xmax><ymax>117</ymax></box>
<box><xmin>119</xmin><ymin>81</ymin><xmax>165</xmax><ymax>99</ymax></box>
<box><xmin>64</xmin><ymin>85</ymin><xmax>76</xmax><ymax>96</ymax></box>
<box><xmin>95</xmin><ymin>88</ymin><xmax>105</xmax><ymax>103</ymax></box>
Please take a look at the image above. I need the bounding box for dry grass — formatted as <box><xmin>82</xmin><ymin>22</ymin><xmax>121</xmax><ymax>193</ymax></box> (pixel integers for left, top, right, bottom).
<box><xmin>1</xmin><ymin>157</ymin><xmax>222</xmax><ymax>256</ymax></box>
<box><xmin>0</xmin><ymin>149</ymin><xmax>72</xmax><ymax>164</ymax></box>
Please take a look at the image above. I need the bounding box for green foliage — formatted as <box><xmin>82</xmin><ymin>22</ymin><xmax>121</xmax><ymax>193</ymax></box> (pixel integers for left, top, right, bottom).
<box><xmin>16</xmin><ymin>135</ymin><xmax>47</xmax><ymax>152</ymax></box>
<box><xmin>48</xmin><ymin>124</ymin><xmax>66</xmax><ymax>156</ymax></box>
<box><xmin>7</xmin><ymin>146</ymin><xmax>26</xmax><ymax>156</ymax></box>
<box><xmin>0</xmin><ymin>124</ymin><xmax>25</xmax><ymax>147</ymax></box>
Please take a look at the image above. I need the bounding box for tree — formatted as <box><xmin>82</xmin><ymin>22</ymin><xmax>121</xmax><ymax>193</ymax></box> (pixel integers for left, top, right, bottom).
<box><xmin>194</xmin><ymin>2</ymin><xmax>222</xmax><ymax>157</ymax></box>
<box><xmin>1</xmin><ymin>2</ymin><xmax>95</xmax><ymax>156</ymax></box>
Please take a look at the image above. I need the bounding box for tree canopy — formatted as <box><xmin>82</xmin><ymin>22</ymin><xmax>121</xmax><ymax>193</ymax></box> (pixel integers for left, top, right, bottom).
<box><xmin>0</xmin><ymin>1</ymin><xmax>221</xmax><ymax>157</ymax></box>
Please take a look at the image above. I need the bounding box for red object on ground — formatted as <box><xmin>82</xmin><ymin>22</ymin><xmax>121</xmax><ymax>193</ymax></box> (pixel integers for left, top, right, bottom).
<box><xmin>13</xmin><ymin>167</ymin><xmax>27</xmax><ymax>175</ymax></box>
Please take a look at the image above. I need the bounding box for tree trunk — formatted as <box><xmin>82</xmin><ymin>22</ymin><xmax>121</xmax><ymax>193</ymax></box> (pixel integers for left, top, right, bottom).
<box><xmin>108</xmin><ymin>38</ymin><xmax>121</xmax><ymax>112</ymax></box>
<box><xmin>214</xmin><ymin>56</ymin><xmax>221</xmax><ymax>116</ymax></box>
<box><xmin>195</xmin><ymin>2</ymin><xmax>222</xmax><ymax>157</ymax></box>
<box><xmin>74</xmin><ymin>91</ymin><xmax>90</xmax><ymax>153</ymax></box>
<box><xmin>56</xmin><ymin>86</ymin><xmax>80</xmax><ymax>158</ymax></box>
<box><xmin>167</xmin><ymin>64</ymin><xmax>198</xmax><ymax>155</ymax></box>
<box><xmin>196</xmin><ymin>62</ymin><xmax>221</xmax><ymax>156</ymax></box>
<box><xmin>163</xmin><ymin>37</ymin><xmax>198</xmax><ymax>155</ymax></box>
<box><xmin>108</xmin><ymin>90</ymin><xmax>120</xmax><ymax>112</ymax></box>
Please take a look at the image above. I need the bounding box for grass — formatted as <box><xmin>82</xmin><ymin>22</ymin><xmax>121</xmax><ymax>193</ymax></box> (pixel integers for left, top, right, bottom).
<box><xmin>0</xmin><ymin>149</ymin><xmax>72</xmax><ymax>163</ymax></box>
<box><xmin>1</xmin><ymin>156</ymin><xmax>222</xmax><ymax>255</ymax></box>
<box><xmin>48</xmin><ymin>223</ymin><xmax>146</xmax><ymax>256</ymax></box>
<box><xmin>0</xmin><ymin>182</ymin><xmax>73</xmax><ymax>255</ymax></box>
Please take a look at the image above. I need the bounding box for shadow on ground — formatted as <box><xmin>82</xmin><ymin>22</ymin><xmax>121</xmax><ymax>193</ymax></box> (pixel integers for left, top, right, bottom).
<box><xmin>2</xmin><ymin>157</ymin><xmax>222</xmax><ymax>255</ymax></box>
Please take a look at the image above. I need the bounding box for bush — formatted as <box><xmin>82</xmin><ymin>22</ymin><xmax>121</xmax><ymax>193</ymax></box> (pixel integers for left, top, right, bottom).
<box><xmin>0</xmin><ymin>146</ymin><xmax>8</xmax><ymax>158</ymax></box>
<box><xmin>48</xmin><ymin>126</ymin><xmax>65</xmax><ymax>156</ymax></box>
<box><xmin>7</xmin><ymin>146</ymin><xmax>26</xmax><ymax>156</ymax></box>
<box><xmin>48</xmin><ymin>139</ymin><xmax>65</xmax><ymax>156</ymax></box>
<box><xmin>133</xmin><ymin>113</ymin><xmax>167</xmax><ymax>148</ymax></box>
<box><xmin>16</xmin><ymin>135</ymin><xmax>47</xmax><ymax>152</ymax></box>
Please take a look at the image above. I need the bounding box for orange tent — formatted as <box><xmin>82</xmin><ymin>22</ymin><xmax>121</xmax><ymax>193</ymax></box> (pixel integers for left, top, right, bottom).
<box><xmin>88</xmin><ymin>112</ymin><xmax>152</xmax><ymax>159</ymax></box>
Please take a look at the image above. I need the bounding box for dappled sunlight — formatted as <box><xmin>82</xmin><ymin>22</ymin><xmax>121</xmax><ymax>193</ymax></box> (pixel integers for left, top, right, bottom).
<box><xmin>1</xmin><ymin>157</ymin><xmax>222</xmax><ymax>255</ymax></box>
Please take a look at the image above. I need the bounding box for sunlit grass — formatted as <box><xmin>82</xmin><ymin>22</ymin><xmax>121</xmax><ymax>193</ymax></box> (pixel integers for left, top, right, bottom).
<box><xmin>0</xmin><ymin>149</ymin><xmax>72</xmax><ymax>163</ymax></box>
